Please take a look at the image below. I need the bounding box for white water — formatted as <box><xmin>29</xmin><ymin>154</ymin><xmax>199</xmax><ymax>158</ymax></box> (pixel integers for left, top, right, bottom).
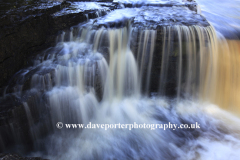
<box><xmin>196</xmin><ymin>0</ymin><xmax>240</xmax><ymax>38</ymax></box>
<box><xmin>96</xmin><ymin>6</ymin><xmax>207</xmax><ymax>27</ymax></box>
<box><xmin>53</xmin><ymin>2</ymin><xmax>109</xmax><ymax>17</ymax></box>
<box><xmin>24</xmin><ymin>22</ymin><xmax>240</xmax><ymax>159</ymax></box>
<box><xmin>2</xmin><ymin>4</ymin><xmax>240</xmax><ymax>160</ymax></box>
<box><xmin>36</xmin><ymin>97</ymin><xmax>240</xmax><ymax>160</ymax></box>
<box><xmin>113</xmin><ymin>0</ymin><xmax>184</xmax><ymax>4</ymax></box>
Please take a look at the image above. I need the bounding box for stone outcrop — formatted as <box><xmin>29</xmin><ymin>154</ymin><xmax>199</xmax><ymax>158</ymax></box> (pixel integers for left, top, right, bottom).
<box><xmin>0</xmin><ymin>1</ymin><xmax>115</xmax><ymax>89</ymax></box>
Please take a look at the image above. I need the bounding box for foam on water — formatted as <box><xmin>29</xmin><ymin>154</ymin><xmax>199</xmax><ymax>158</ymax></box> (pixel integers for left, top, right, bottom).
<box><xmin>113</xmin><ymin>0</ymin><xmax>184</xmax><ymax>4</ymax></box>
<box><xmin>53</xmin><ymin>2</ymin><xmax>109</xmax><ymax>17</ymax></box>
<box><xmin>30</xmin><ymin>97</ymin><xmax>240</xmax><ymax>160</ymax></box>
<box><xmin>96</xmin><ymin>6</ymin><xmax>208</xmax><ymax>27</ymax></box>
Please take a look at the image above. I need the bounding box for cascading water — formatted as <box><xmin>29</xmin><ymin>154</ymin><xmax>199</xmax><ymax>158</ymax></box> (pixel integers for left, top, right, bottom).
<box><xmin>1</xmin><ymin>2</ymin><xmax>240</xmax><ymax>160</ymax></box>
<box><xmin>137</xmin><ymin>30</ymin><xmax>156</xmax><ymax>95</ymax></box>
<box><xmin>159</xmin><ymin>25</ymin><xmax>218</xmax><ymax>100</ymax></box>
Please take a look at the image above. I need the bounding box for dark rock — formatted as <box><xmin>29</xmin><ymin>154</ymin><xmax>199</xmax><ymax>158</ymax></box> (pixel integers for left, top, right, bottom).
<box><xmin>0</xmin><ymin>89</ymin><xmax>51</xmax><ymax>153</ymax></box>
<box><xmin>0</xmin><ymin>1</ymin><xmax>113</xmax><ymax>88</ymax></box>
<box><xmin>0</xmin><ymin>153</ymin><xmax>47</xmax><ymax>160</ymax></box>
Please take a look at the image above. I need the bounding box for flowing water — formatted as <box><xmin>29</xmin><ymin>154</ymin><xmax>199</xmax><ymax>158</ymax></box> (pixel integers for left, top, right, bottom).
<box><xmin>1</xmin><ymin>2</ymin><xmax>240</xmax><ymax>160</ymax></box>
<box><xmin>196</xmin><ymin>0</ymin><xmax>240</xmax><ymax>39</ymax></box>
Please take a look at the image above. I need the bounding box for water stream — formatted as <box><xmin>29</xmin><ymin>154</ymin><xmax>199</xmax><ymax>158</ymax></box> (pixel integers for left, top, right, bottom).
<box><xmin>1</xmin><ymin>1</ymin><xmax>240</xmax><ymax>160</ymax></box>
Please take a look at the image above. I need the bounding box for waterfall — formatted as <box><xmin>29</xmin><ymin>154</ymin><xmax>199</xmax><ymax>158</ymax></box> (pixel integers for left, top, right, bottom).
<box><xmin>158</xmin><ymin>24</ymin><xmax>240</xmax><ymax>114</ymax></box>
<box><xmin>103</xmin><ymin>26</ymin><xmax>139</xmax><ymax>100</ymax></box>
<box><xmin>1</xmin><ymin>5</ymin><xmax>240</xmax><ymax>160</ymax></box>
<box><xmin>137</xmin><ymin>30</ymin><xmax>156</xmax><ymax>95</ymax></box>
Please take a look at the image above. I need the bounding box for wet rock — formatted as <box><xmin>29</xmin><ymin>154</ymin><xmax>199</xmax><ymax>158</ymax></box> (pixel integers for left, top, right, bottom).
<box><xmin>0</xmin><ymin>94</ymin><xmax>30</xmax><ymax>152</ymax></box>
<box><xmin>0</xmin><ymin>153</ymin><xmax>46</xmax><ymax>160</ymax></box>
<box><xmin>115</xmin><ymin>0</ymin><xmax>199</xmax><ymax>12</ymax></box>
<box><xmin>0</xmin><ymin>1</ymin><xmax>68</xmax><ymax>88</ymax></box>
<box><xmin>0</xmin><ymin>1</ymin><xmax>113</xmax><ymax>88</ymax></box>
<box><xmin>0</xmin><ymin>89</ymin><xmax>50</xmax><ymax>152</ymax></box>
<box><xmin>92</xmin><ymin>6</ymin><xmax>209</xmax><ymax>30</ymax></box>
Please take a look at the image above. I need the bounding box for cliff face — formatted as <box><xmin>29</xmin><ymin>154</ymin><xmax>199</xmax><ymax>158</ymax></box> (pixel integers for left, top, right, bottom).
<box><xmin>0</xmin><ymin>0</ymin><xmax>114</xmax><ymax>88</ymax></box>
